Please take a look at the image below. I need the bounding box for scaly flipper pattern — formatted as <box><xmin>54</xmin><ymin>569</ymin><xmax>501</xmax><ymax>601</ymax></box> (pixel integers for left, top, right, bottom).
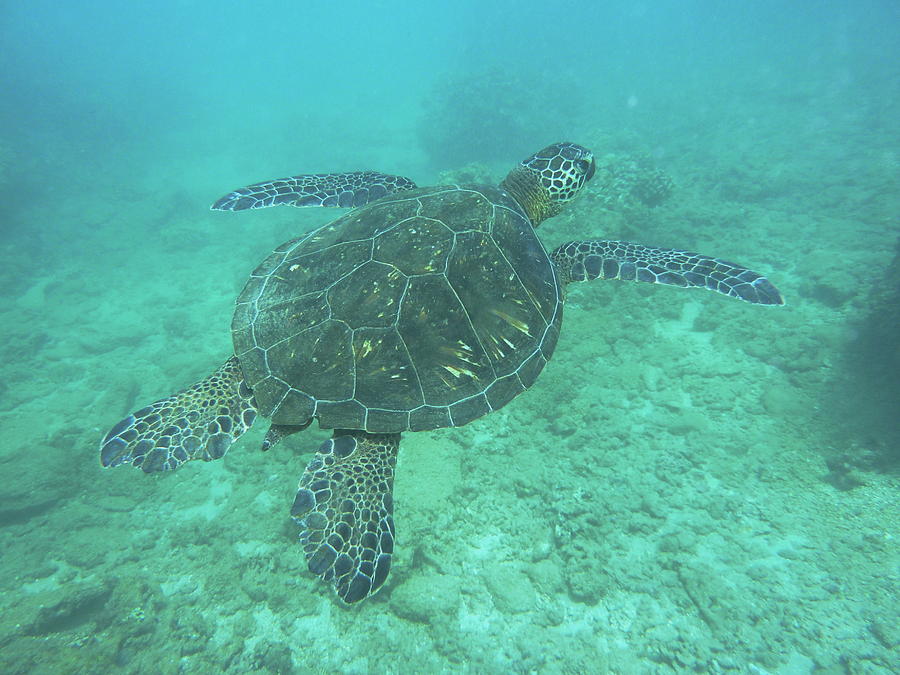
<box><xmin>99</xmin><ymin>357</ymin><xmax>258</xmax><ymax>472</ymax></box>
<box><xmin>211</xmin><ymin>171</ymin><xmax>417</xmax><ymax>211</ymax></box>
<box><xmin>291</xmin><ymin>431</ymin><xmax>399</xmax><ymax>603</ymax></box>
<box><xmin>551</xmin><ymin>239</ymin><xmax>784</xmax><ymax>305</ymax></box>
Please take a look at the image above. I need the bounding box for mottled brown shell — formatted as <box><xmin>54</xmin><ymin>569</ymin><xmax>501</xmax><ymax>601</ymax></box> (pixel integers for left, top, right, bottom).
<box><xmin>232</xmin><ymin>185</ymin><xmax>562</xmax><ymax>433</ymax></box>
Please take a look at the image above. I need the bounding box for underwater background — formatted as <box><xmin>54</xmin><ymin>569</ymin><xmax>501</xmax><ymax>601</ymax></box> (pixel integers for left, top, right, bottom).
<box><xmin>0</xmin><ymin>0</ymin><xmax>897</xmax><ymax>673</ymax></box>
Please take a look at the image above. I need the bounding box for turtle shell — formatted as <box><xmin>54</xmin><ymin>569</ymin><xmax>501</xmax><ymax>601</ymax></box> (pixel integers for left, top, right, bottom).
<box><xmin>231</xmin><ymin>185</ymin><xmax>563</xmax><ymax>433</ymax></box>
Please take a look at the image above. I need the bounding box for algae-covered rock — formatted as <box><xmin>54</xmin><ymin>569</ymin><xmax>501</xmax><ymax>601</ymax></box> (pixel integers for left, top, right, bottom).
<box><xmin>564</xmin><ymin>556</ymin><xmax>612</xmax><ymax>604</ymax></box>
<box><xmin>797</xmin><ymin>252</ymin><xmax>859</xmax><ymax>308</ymax></box>
<box><xmin>0</xmin><ymin>450</ymin><xmax>66</xmax><ymax>526</ymax></box>
<box><xmin>760</xmin><ymin>383</ymin><xmax>810</xmax><ymax>419</ymax></box>
<box><xmin>250</xmin><ymin>641</ymin><xmax>295</xmax><ymax>674</ymax></box>
<box><xmin>666</xmin><ymin>408</ymin><xmax>711</xmax><ymax>436</ymax></box>
<box><xmin>525</xmin><ymin>558</ymin><xmax>564</xmax><ymax>596</ymax></box>
<box><xmin>483</xmin><ymin>562</ymin><xmax>536</xmax><ymax>613</ymax></box>
<box><xmin>390</xmin><ymin>571</ymin><xmax>460</xmax><ymax>623</ymax></box>
<box><xmin>21</xmin><ymin>577</ymin><xmax>112</xmax><ymax>635</ymax></box>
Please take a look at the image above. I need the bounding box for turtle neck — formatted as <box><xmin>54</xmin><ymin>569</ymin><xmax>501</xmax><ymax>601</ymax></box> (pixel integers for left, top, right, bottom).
<box><xmin>499</xmin><ymin>167</ymin><xmax>561</xmax><ymax>227</ymax></box>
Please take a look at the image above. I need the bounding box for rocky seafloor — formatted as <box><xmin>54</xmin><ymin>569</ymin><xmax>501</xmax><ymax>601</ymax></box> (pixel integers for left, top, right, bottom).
<box><xmin>0</xmin><ymin>111</ymin><xmax>897</xmax><ymax>674</ymax></box>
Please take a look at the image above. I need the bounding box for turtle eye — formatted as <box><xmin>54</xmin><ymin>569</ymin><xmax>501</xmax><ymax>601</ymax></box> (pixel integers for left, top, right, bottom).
<box><xmin>575</xmin><ymin>158</ymin><xmax>595</xmax><ymax>181</ymax></box>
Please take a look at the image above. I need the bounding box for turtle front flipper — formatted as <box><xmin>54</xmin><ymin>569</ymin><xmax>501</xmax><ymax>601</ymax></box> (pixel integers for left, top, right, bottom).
<box><xmin>99</xmin><ymin>356</ymin><xmax>257</xmax><ymax>473</ymax></box>
<box><xmin>211</xmin><ymin>171</ymin><xmax>417</xmax><ymax>211</ymax></box>
<box><xmin>551</xmin><ymin>239</ymin><xmax>784</xmax><ymax>305</ymax></box>
<box><xmin>291</xmin><ymin>431</ymin><xmax>399</xmax><ymax>604</ymax></box>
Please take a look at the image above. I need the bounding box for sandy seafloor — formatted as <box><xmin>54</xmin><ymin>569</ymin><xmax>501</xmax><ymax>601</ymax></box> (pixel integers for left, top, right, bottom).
<box><xmin>1</xmin><ymin>75</ymin><xmax>898</xmax><ymax>675</ymax></box>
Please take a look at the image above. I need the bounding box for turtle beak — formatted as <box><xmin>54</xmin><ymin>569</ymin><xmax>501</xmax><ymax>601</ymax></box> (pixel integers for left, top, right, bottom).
<box><xmin>585</xmin><ymin>157</ymin><xmax>596</xmax><ymax>181</ymax></box>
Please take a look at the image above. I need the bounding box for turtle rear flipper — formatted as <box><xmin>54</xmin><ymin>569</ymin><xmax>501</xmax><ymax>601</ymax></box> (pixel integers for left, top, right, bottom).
<box><xmin>99</xmin><ymin>357</ymin><xmax>257</xmax><ymax>473</ymax></box>
<box><xmin>211</xmin><ymin>171</ymin><xmax>417</xmax><ymax>211</ymax></box>
<box><xmin>551</xmin><ymin>239</ymin><xmax>784</xmax><ymax>305</ymax></box>
<box><xmin>291</xmin><ymin>432</ymin><xmax>399</xmax><ymax>603</ymax></box>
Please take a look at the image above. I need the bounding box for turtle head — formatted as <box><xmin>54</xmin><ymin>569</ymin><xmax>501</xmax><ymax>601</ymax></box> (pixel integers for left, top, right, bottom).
<box><xmin>500</xmin><ymin>142</ymin><xmax>595</xmax><ymax>225</ymax></box>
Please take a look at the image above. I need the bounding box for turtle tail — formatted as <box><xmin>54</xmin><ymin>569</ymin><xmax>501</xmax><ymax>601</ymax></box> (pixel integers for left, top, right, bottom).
<box><xmin>99</xmin><ymin>357</ymin><xmax>258</xmax><ymax>473</ymax></box>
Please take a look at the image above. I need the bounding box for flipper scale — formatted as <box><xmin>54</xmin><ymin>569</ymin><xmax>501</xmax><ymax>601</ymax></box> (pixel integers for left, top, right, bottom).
<box><xmin>99</xmin><ymin>357</ymin><xmax>257</xmax><ymax>473</ymax></box>
<box><xmin>211</xmin><ymin>171</ymin><xmax>417</xmax><ymax>211</ymax></box>
<box><xmin>551</xmin><ymin>239</ymin><xmax>784</xmax><ymax>305</ymax></box>
<box><xmin>291</xmin><ymin>431</ymin><xmax>399</xmax><ymax>603</ymax></box>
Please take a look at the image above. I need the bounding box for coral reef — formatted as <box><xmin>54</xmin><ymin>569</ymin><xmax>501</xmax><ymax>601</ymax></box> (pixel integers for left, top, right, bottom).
<box><xmin>587</xmin><ymin>152</ymin><xmax>674</xmax><ymax>211</ymax></box>
<box><xmin>435</xmin><ymin>162</ymin><xmax>495</xmax><ymax>186</ymax></box>
<box><xmin>418</xmin><ymin>68</ymin><xmax>582</xmax><ymax>167</ymax></box>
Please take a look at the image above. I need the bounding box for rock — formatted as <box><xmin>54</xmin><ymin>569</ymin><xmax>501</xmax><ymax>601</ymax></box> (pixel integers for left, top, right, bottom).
<box><xmin>804</xmin><ymin>275</ymin><xmax>856</xmax><ymax>307</ymax></box>
<box><xmin>484</xmin><ymin>563</ymin><xmax>536</xmax><ymax>613</ymax></box>
<box><xmin>0</xmin><ymin>454</ymin><xmax>61</xmax><ymax>526</ymax></box>
<box><xmin>564</xmin><ymin>557</ymin><xmax>611</xmax><ymax>604</ymax></box>
<box><xmin>526</xmin><ymin>558</ymin><xmax>564</xmax><ymax>595</ymax></box>
<box><xmin>23</xmin><ymin>578</ymin><xmax>112</xmax><ymax>635</ymax></box>
<box><xmin>761</xmin><ymin>384</ymin><xmax>808</xmax><ymax>418</ymax></box>
<box><xmin>868</xmin><ymin>618</ymin><xmax>899</xmax><ymax>649</ymax></box>
<box><xmin>390</xmin><ymin>572</ymin><xmax>460</xmax><ymax>623</ymax></box>
<box><xmin>668</xmin><ymin>408</ymin><xmax>710</xmax><ymax>436</ymax></box>
<box><xmin>251</xmin><ymin>641</ymin><xmax>294</xmax><ymax>673</ymax></box>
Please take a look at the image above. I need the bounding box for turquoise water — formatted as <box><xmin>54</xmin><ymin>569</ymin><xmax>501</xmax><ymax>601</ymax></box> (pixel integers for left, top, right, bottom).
<box><xmin>1</xmin><ymin>1</ymin><xmax>897</xmax><ymax>673</ymax></box>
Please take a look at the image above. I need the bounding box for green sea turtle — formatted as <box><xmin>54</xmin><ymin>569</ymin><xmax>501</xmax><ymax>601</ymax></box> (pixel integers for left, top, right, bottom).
<box><xmin>99</xmin><ymin>142</ymin><xmax>783</xmax><ymax>603</ymax></box>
